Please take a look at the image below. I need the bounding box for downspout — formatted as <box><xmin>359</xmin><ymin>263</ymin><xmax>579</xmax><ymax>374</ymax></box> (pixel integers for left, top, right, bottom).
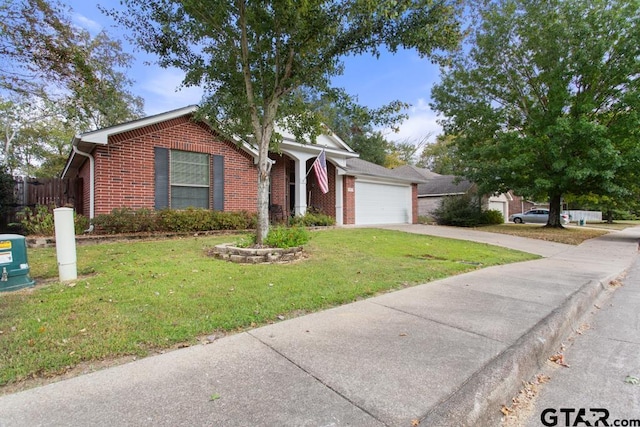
<box><xmin>72</xmin><ymin>139</ymin><xmax>95</xmax><ymax>232</ymax></box>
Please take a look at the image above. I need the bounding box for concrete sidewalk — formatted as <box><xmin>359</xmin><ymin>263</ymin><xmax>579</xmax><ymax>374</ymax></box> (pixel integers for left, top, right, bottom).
<box><xmin>1</xmin><ymin>225</ymin><xmax>638</xmax><ymax>427</ymax></box>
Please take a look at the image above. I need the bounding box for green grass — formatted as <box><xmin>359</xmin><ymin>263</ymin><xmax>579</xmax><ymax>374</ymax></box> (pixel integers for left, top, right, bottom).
<box><xmin>0</xmin><ymin>228</ymin><xmax>537</xmax><ymax>387</ymax></box>
<box><xmin>475</xmin><ymin>223</ymin><xmax>610</xmax><ymax>245</ymax></box>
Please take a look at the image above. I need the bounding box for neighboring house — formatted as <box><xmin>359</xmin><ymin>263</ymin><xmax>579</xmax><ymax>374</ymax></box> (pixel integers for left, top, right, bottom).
<box><xmin>61</xmin><ymin>106</ymin><xmax>421</xmax><ymax>226</ymax></box>
<box><xmin>393</xmin><ymin>165</ymin><xmax>511</xmax><ymax>221</ymax></box>
<box><xmin>508</xmin><ymin>193</ymin><xmax>536</xmax><ymax>216</ymax></box>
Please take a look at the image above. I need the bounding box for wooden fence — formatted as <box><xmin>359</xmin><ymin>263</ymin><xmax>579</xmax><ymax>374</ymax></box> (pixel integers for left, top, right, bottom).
<box><xmin>1</xmin><ymin>177</ymin><xmax>83</xmax><ymax>233</ymax></box>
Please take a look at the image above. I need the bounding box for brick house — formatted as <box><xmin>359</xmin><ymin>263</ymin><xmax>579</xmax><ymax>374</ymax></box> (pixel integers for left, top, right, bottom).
<box><xmin>394</xmin><ymin>165</ymin><xmax>512</xmax><ymax>221</ymax></box>
<box><xmin>62</xmin><ymin>106</ymin><xmax>422</xmax><ymax>226</ymax></box>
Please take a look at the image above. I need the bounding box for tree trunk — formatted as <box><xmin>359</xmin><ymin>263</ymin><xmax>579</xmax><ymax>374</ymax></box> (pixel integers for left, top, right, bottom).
<box><xmin>255</xmin><ymin>131</ymin><xmax>273</xmax><ymax>245</ymax></box>
<box><xmin>546</xmin><ymin>193</ymin><xmax>564</xmax><ymax>228</ymax></box>
<box><xmin>606</xmin><ymin>210</ymin><xmax>613</xmax><ymax>224</ymax></box>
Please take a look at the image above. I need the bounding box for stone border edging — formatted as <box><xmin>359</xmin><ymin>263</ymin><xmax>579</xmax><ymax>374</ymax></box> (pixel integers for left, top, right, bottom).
<box><xmin>208</xmin><ymin>244</ymin><xmax>304</xmax><ymax>264</ymax></box>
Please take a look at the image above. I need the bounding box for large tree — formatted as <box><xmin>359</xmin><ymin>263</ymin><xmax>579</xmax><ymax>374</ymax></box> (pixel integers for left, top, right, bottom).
<box><xmin>0</xmin><ymin>0</ymin><xmax>144</xmax><ymax>176</ymax></box>
<box><xmin>307</xmin><ymin>91</ymin><xmax>408</xmax><ymax>166</ymax></box>
<box><xmin>111</xmin><ymin>0</ymin><xmax>463</xmax><ymax>243</ymax></box>
<box><xmin>417</xmin><ymin>134</ymin><xmax>461</xmax><ymax>175</ymax></box>
<box><xmin>431</xmin><ymin>0</ymin><xmax>640</xmax><ymax>227</ymax></box>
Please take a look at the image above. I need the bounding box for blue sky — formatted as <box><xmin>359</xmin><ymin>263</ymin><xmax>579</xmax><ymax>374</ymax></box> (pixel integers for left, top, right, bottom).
<box><xmin>66</xmin><ymin>1</ymin><xmax>444</xmax><ymax>143</ymax></box>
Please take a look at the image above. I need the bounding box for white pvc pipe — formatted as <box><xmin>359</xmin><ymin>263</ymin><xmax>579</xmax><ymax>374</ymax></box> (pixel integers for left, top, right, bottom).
<box><xmin>54</xmin><ymin>207</ymin><xmax>77</xmax><ymax>282</ymax></box>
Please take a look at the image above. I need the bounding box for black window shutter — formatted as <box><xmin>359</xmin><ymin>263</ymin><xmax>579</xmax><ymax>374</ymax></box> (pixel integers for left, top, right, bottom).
<box><xmin>213</xmin><ymin>155</ymin><xmax>224</xmax><ymax>211</ymax></box>
<box><xmin>154</xmin><ymin>147</ymin><xmax>169</xmax><ymax>209</ymax></box>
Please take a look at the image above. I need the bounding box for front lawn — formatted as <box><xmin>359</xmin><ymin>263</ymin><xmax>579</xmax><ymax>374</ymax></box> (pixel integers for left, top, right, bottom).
<box><xmin>476</xmin><ymin>223</ymin><xmax>610</xmax><ymax>245</ymax></box>
<box><xmin>0</xmin><ymin>228</ymin><xmax>536</xmax><ymax>389</ymax></box>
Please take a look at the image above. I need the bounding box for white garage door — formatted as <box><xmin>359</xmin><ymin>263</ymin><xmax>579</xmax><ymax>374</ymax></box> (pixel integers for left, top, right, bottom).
<box><xmin>355</xmin><ymin>181</ymin><xmax>412</xmax><ymax>225</ymax></box>
<box><xmin>488</xmin><ymin>201</ymin><xmax>507</xmax><ymax>221</ymax></box>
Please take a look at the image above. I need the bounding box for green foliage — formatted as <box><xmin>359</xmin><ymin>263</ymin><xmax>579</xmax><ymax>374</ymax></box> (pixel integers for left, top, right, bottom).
<box><xmin>433</xmin><ymin>195</ymin><xmax>483</xmax><ymax>227</ymax></box>
<box><xmin>92</xmin><ymin>208</ymin><xmax>257</xmax><ymax>235</ymax></box>
<box><xmin>156</xmin><ymin>208</ymin><xmax>213</xmax><ymax>233</ymax></box>
<box><xmin>290</xmin><ymin>211</ymin><xmax>336</xmax><ymax>227</ymax></box>
<box><xmin>0</xmin><ymin>1</ymin><xmax>143</xmax><ymax>177</ymax></box>
<box><xmin>18</xmin><ymin>205</ymin><xmax>89</xmax><ymax>235</ymax></box>
<box><xmin>109</xmin><ymin>0</ymin><xmax>463</xmax><ymax>243</ymax></box>
<box><xmin>93</xmin><ymin>208</ymin><xmax>158</xmax><ymax>234</ymax></box>
<box><xmin>417</xmin><ymin>134</ymin><xmax>461</xmax><ymax>175</ymax></box>
<box><xmin>17</xmin><ymin>205</ymin><xmax>55</xmax><ymax>235</ymax></box>
<box><xmin>0</xmin><ymin>167</ymin><xmax>14</xmax><ymax>217</ymax></box>
<box><xmin>233</xmin><ymin>233</ymin><xmax>257</xmax><ymax>248</ymax></box>
<box><xmin>210</xmin><ymin>211</ymin><xmax>258</xmax><ymax>230</ymax></box>
<box><xmin>264</xmin><ymin>226</ymin><xmax>310</xmax><ymax>249</ymax></box>
<box><xmin>431</xmin><ymin>0</ymin><xmax>640</xmax><ymax>227</ymax></box>
<box><xmin>482</xmin><ymin>209</ymin><xmax>505</xmax><ymax>225</ymax></box>
<box><xmin>432</xmin><ymin>194</ymin><xmax>504</xmax><ymax>227</ymax></box>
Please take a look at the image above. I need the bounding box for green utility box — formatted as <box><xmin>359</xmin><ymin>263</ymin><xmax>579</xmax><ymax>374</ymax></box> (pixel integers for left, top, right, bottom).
<box><xmin>0</xmin><ymin>234</ymin><xmax>35</xmax><ymax>292</ymax></box>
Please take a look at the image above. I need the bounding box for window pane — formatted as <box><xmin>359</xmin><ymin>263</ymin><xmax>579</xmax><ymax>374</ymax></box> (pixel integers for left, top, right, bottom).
<box><xmin>171</xmin><ymin>186</ymin><xmax>209</xmax><ymax>209</ymax></box>
<box><xmin>170</xmin><ymin>150</ymin><xmax>210</xmax><ymax>209</ymax></box>
<box><xmin>171</xmin><ymin>151</ymin><xmax>209</xmax><ymax>186</ymax></box>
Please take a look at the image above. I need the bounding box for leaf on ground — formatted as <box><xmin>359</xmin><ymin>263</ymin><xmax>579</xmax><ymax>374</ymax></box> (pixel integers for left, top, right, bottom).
<box><xmin>501</xmin><ymin>405</ymin><xmax>512</xmax><ymax>416</ymax></box>
<box><xmin>536</xmin><ymin>374</ymin><xmax>551</xmax><ymax>384</ymax></box>
<box><xmin>411</xmin><ymin>419</ymin><xmax>420</xmax><ymax>426</ymax></box>
<box><xmin>209</xmin><ymin>393</ymin><xmax>221</xmax><ymax>401</ymax></box>
<box><xmin>549</xmin><ymin>353</ymin><xmax>570</xmax><ymax>367</ymax></box>
<box><xmin>624</xmin><ymin>375</ymin><xmax>639</xmax><ymax>385</ymax></box>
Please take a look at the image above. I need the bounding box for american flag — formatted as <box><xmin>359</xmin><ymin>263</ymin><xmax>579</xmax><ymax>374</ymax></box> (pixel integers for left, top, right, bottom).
<box><xmin>312</xmin><ymin>150</ymin><xmax>329</xmax><ymax>194</ymax></box>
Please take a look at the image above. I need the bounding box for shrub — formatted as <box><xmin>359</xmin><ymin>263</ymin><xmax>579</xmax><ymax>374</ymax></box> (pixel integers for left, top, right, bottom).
<box><xmin>264</xmin><ymin>226</ymin><xmax>309</xmax><ymax>248</ymax></box>
<box><xmin>74</xmin><ymin>214</ymin><xmax>90</xmax><ymax>234</ymax></box>
<box><xmin>482</xmin><ymin>209</ymin><xmax>505</xmax><ymax>225</ymax></box>
<box><xmin>157</xmin><ymin>208</ymin><xmax>214</xmax><ymax>232</ymax></box>
<box><xmin>17</xmin><ymin>205</ymin><xmax>55</xmax><ymax>235</ymax></box>
<box><xmin>93</xmin><ymin>208</ymin><xmax>159</xmax><ymax>234</ymax></box>
<box><xmin>92</xmin><ymin>208</ymin><xmax>257</xmax><ymax>234</ymax></box>
<box><xmin>432</xmin><ymin>194</ymin><xmax>483</xmax><ymax>227</ymax></box>
<box><xmin>0</xmin><ymin>167</ymin><xmax>14</xmax><ymax>218</ymax></box>
<box><xmin>290</xmin><ymin>211</ymin><xmax>335</xmax><ymax>227</ymax></box>
<box><xmin>18</xmin><ymin>205</ymin><xmax>89</xmax><ymax>236</ymax></box>
<box><xmin>234</xmin><ymin>233</ymin><xmax>257</xmax><ymax>248</ymax></box>
<box><xmin>211</xmin><ymin>210</ymin><xmax>258</xmax><ymax>230</ymax></box>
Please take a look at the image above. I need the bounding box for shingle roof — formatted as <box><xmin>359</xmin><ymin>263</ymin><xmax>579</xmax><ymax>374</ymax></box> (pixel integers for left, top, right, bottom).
<box><xmin>344</xmin><ymin>158</ymin><xmax>426</xmax><ymax>183</ymax></box>
<box><xmin>393</xmin><ymin>165</ymin><xmax>441</xmax><ymax>181</ymax></box>
<box><xmin>417</xmin><ymin>175</ymin><xmax>474</xmax><ymax>196</ymax></box>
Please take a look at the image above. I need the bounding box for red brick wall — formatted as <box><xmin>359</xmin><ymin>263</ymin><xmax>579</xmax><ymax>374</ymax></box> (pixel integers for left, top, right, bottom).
<box><xmin>269</xmin><ymin>154</ymin><xmax>288</xmax><ymax>217</ymax></box>
<box><xmin>342</xmin><ymin>175</ymin><xmax>356</xmax><ymax>225</ymax></box>
<box><xmin>78</xmin><ymin>159</ymin><xmax>91</xmax><ymax>217</ymax></box>
<box><xmin>80</xmin><ymin>116</ymin><xmax>258</xmax><ymax>215</ymax></box>
<box><xmin>412</xmin><ymin>184</ymin><xmax>418</xmax><ymax>224</ymax></box>
<box><xmin>307</xmin><ymin>159</ymin><xmax>336</xmax><ymax>218</ymax></box>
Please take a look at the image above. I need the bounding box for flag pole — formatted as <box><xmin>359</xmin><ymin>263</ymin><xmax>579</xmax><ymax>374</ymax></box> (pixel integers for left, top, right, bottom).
<box><xmin>304</xmin><ymin>148</ymin><xmax>325</xmax><ymax>182</ymax></box>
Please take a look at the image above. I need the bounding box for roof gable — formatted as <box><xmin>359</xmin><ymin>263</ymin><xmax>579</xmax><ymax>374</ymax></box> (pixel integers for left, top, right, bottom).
<box><xmin>79</xmin><ymin>105</ymin><xmax>199</xmax><ymax>145</ymax></box>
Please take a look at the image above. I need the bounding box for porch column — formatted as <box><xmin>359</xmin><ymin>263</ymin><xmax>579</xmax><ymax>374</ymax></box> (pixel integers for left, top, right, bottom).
<box><xmin>335</xmin><ymin>173</ymin><xmax>343</xmax><ymax>225</ymax></box>
<box><xmin>294</xmin><ymin>157</ymin><xmax>309</xmax><ymax>216</ymax></box>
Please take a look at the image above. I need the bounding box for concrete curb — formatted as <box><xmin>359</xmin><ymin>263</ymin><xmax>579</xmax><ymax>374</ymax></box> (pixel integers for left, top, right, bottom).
<box><xmin>421</xmin><ymin>273</ymin><xmax>618</xmax><ymax>426</ymax></box>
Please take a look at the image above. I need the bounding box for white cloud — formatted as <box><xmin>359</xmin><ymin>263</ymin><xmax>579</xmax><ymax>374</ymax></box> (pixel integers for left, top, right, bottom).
<box><xmin>72</xmin><ymin>13</ymin><xmax>102</xmax><ymax>34</ymax></box>
<box><xmin>138</xmin><ymin>68</ymin><xmax>204</xmax><ymax>115</ymax></box>
<box><xmin>383</xmin><ymin>98</ymin><xmax>443</xmax><ymax>143</ymax></box>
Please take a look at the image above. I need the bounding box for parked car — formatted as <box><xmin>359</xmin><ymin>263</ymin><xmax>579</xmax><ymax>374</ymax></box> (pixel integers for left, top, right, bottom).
<box><xmin>509</xmin><ymin>209</ymin><xmax>570</xmax><ymax>224</ymax></box>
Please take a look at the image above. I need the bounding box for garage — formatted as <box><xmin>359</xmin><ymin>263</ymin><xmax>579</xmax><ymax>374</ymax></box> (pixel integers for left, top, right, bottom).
<box><xmin>488</xmin><ymin>200</ymin><xmax>507</xmax><ymax>219</ymax></box>
<box><xmin>355</xmin><ymin>180</ymin><xmax>412</xmax><ymax>225</ymax></box>
<box><xmin>487</xmin><ymin>194</ymin><xmax>510</xmax><ymax>222</ymax></box>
